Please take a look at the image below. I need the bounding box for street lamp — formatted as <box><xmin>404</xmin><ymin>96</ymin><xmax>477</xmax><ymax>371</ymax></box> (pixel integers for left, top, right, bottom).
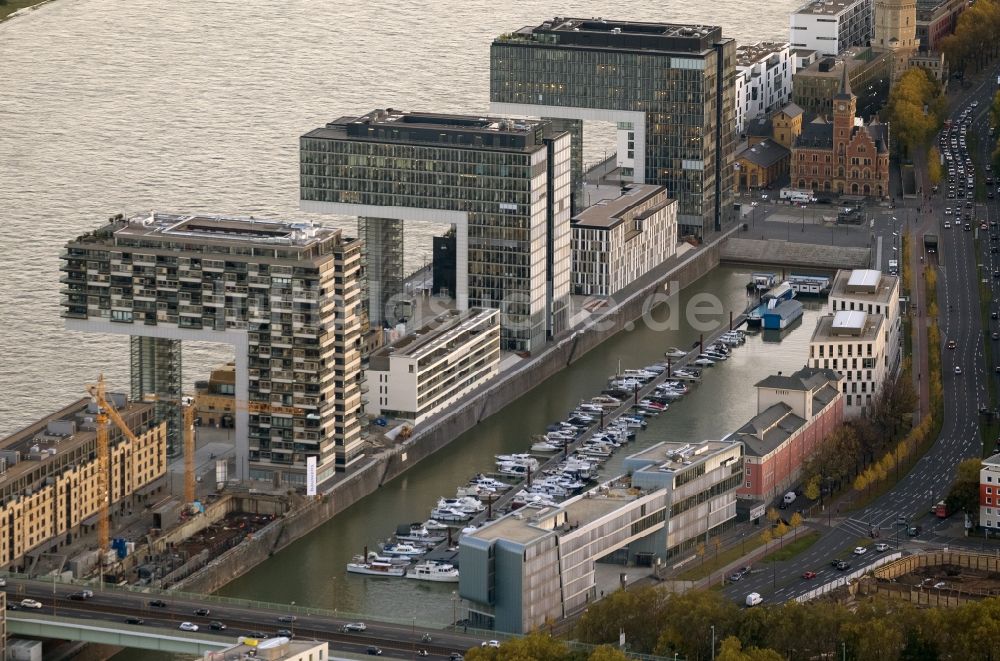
<box><xmin>451</xmin><ymin>590</ymin><xmax>458</xmax><ymax>628</ymax></box>
<box><xmin>711</xmin><ymin>625</ymin><xmax>716</xmax><ymax>661</ymax></box>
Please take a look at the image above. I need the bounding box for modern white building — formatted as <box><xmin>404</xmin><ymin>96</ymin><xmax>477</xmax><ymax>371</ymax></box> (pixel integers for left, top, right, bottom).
<box><xmin>460</xmin><ymin>440</ymin><xmax>742</xmax><ymax>633</ymax></box>
<box><xmin>735</xmin><ymin>42</ymin><xmax>794</xmax><ymax>135</ymax></box>
<box><xmin>790</xmin><ymin>0</ymin><xmax>875</xmax><ymax>57</ymax></box>
<box><xmin>809</xmin><ymin>310</ymin><xmax>888</xmax><ymax>416</ymax></box>
<box><xmin>570</xmin><ymin>185</ymin><xmax>677</xmax><ymax>297</ymax></box>
<box><xmin>828</xmin><ymin>269</ymin><xmax>901</xmax><ymax>375</ymax></box>
<box><xmin>979</xmin><ymin>453</ymin><xmax>1000</xmax><ymax>530</ymax></box>
<box><xmin>367</xmin><ymin>308</ymin><xmax>501</xmax><ymax>424</ymax></box>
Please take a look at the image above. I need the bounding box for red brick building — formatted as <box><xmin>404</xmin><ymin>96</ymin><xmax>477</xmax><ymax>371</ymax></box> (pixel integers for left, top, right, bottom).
<box><xmin>732</xmin><ymin>367</ymin><xmax>844</xmax><ymax>501</ymax></box>
<box><xmin>791</xmin><ymin>64</ymin><xmax>891</xmax><ymax>198</ymax></box>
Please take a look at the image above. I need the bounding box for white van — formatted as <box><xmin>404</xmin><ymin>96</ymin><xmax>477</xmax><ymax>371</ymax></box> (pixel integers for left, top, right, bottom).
<box><xmin>746</xmin><ymin>592</ymin><xmax>763</xmax><ymax>607</ymax></box>
<box><xmin>888</xmin><ymin>259</ymin><xmax>898</xmax><ymax>275</ymax></box>
<box><xmin>783</xmin><ymin>491</ymin><xmax>797</xmax><ymax>505</ymax></box>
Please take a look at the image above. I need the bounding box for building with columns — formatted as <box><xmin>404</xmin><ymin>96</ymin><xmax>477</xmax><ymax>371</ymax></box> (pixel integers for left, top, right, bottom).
<box><xmin>791</xmin><ymin>64</ymin><xmax>890</xmax><ymax>198</ymax></box>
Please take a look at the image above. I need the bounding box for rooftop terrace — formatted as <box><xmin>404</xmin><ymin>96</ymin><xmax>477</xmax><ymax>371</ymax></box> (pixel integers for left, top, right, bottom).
<box><xmin>369</xmin><ymin>308</ymin><xmax>498</xmax><ymax>369</ymax></box>
<box><xmin>499</xmin><ymin>17</ymin><xmax>725</xmax><ymax>54</ymax></box>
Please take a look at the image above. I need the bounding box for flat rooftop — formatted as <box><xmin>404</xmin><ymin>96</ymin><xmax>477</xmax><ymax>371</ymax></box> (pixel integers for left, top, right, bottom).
<box><xmin>468</xmin><ymin>478</ymin><xmax>643</xmax><ymax>546</ymax></box>
<box><xmin>501</xmin><ymin>17</ymin><xmax>725</xmax><ymax>54</ymax></box>
<box><xmin>796</xmin><ymin>48</ymin><xmax>885</xmax><ymax>78</ymax></box>
<box><xmin>812</xmin><ymin>311</ymin><xmax>884</xmax><ymax>341</ymax></box>
<box><xmin>793</xmin><ymin>0</ymin><xmax>868</xmax><ymax>17</ymax></box>
<box><xmin>628</xmin><ymin>440</ymin><xmax>735</xmax><ymax>473</ymax></box>
<box><xmin>571</xmin><ymin>184</ymin><xmax>668</xmax><ymax>229</ymax></box>
<box><xmin>102</xmin><ymin>212</ymin><xmax>340</xmax><ymax>249</ymax></box>
<box><xmin>210</xmin><ymin>639</ymin><xmax>327</xmax><ymax>660</ymax></box>
<box><xmin>369</xmin><ymin>308</ymin><xmax>498</xmax><ymax>368</ymax></box>
<box><xmin>830</xmin><ymin>268</ymin><xmax>898</xmax><ymax>303</ymax></box>
<box><xmin>303</xmin><ymin>109</ymin><xmax>552</xmax><ymax>152</ymax></box>
<box><xmin>736</xmin><ymin>41</ymin><xmax>789</xmax><ymax>67</ymax></box>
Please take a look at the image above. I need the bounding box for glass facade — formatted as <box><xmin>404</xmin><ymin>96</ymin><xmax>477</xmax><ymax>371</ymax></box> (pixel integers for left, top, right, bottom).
<box><xmin>490</xmin><ymin>24</ymin><xmax>736</xmax><ymax>237</ymax></box>
<box><xmin>300</xmin><ymin>116</ymin><xmax>571</xmax><ymax>353</ymax></box>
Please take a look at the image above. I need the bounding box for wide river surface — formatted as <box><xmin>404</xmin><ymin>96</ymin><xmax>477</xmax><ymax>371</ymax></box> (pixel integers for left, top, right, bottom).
<box><xmin>0</xmin><ymin>1</ymin><xmax>803</xmax><ymax>657</ymax></box>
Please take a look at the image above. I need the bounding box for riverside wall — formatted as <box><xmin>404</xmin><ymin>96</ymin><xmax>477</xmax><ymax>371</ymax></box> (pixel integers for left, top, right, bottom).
<box><xmin>174</xmin><ymin>232</ymin><xmax>729</xmax><ymax>594</ymax></box>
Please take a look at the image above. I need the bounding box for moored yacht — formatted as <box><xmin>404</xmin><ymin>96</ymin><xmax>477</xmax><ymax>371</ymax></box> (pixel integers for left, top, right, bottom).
<box><xmin>406</xmin><ymin>560</ymin><xmax>460</xmax><ymax>583</ymax></box>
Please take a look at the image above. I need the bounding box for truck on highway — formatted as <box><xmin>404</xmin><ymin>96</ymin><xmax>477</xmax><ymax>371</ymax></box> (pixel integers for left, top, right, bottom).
<box><xmin>933</xmin><ymin>500</ymin><xmax>950</xmax><ymax>518</ymax></box>
<box><xmin>780</xmin><ymin>188</ymin><xmax>817</xmax><ymax>203</ymax></box>
<box><xmin>924</xmin><ymin>233</ymin><xmax>938</xmax><ymax>254</ymax></box>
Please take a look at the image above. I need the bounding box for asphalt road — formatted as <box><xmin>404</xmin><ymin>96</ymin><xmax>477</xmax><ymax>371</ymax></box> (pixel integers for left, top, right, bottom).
<box><xmin>721</xmin><ymin>65</ymin><xmax>1000</xmax><ymax>607</ymax></box>
<box><xmin>4</xmin><ymin>578</ymin><xmax>483</xmax><ymax>660</ymax></box>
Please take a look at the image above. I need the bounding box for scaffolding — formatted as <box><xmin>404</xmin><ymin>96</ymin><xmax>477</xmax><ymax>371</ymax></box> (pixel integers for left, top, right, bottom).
<box><xmin>130</xmin><ymin>336</ymin><xmax>183</xmax><ymax>456</ymax></box>
<box><xmin>359</xmin><ymin>216</ymin><xmax>405</xmax><ymax>326</ymax></box>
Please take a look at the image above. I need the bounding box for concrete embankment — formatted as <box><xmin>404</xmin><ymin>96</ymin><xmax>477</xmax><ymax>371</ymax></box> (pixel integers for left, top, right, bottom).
<box><xmin>176</xmin><ymin>230</ymin><xmax>733</xmax><ymax>594</ymax></box>
<box><xmin>720</xmin><ymin>237</ymin><xmax>870</xmax><ymax>270</ymax></box>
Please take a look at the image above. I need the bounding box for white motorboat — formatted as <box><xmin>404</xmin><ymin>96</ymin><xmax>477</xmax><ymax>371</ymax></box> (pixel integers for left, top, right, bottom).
<box><xmin>496</xmin><ymin>462</ymin><xmax>530</xmax><ymax>478</ymax></box>
<box><xmin>347</xmin><ymin>557</ymin><xmax>407</xmax><ymax>577</ymax></box>
<box><xmin>406</xmin><ymin>561</ymin><xmax>460</xmax><ymax>583</ymax></box>
<box><xmin>495</xmin><ymin>454</ymin><xmax>540</xmax><ymax>470</ymax></box>
<box><xmin>577</xmin><ymin>403</ymin><xmax>605</xmax><ymax>414</ymax></box>
<box><xmin>664</xmin><ymin>347</ymin><xmax>687</xmax><ymax>358</ymax></box>
<box><xmin>437</xmin><ymin>496</ymin><xmax>485</xmax><ymax>513</ymax></box>
<box><xmin>430</xmin><ymin>507</ymin><xmax>472</xmax><ymax>522</ymax></box>
<box><xmin>590</xmin><ymin>395</ymin><xmax>622</xmax><ymax>407</ymax></box>
<box><xmin>469</xmin><ymin>474</ymin><xmax>511</xmax><ymax>491</ymax></box>
<box><xmin>700</xmin><ymin>351</ymin><xmax>728</xmax><ymax>361</ymax></box>
<box><xmin>423</xmin><ymin>519</ymin><xmax>450</xmax><ymax>531</ymax></box>
<box><xmin>621</xmin><ymin>369</ymin><xmax>658</xmax><ymax>381</ymax></box>
<box><xmin>531</xmin><ymin>441</ymin><xmax>562</xmax><ymax>452</ymax></box>
<box><xmin>397</xmin><ymin>527</ymin><xmax>447</xmax><ymax>545</ymax></box>
<box><xmin>379</xmin><ymin>542</ymin><xmax>428</xmax><ymax>558</ymax></box>
<box><xmin>693</xmin><ymin>357</ymin><xmax>715</xmax><ymax>367</ymax></box>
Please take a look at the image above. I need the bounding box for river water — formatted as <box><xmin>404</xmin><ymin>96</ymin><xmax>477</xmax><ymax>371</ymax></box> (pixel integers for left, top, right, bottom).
<box><xmin>0</xmin><ymin>1</ymin><xmax>805</xmax><ymax>658</ymax></box>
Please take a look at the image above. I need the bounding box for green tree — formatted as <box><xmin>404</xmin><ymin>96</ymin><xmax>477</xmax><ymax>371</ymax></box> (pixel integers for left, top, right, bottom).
<box><xmin>927</xmin><ymin>147</ymin><xmax>943</xmax><ymax>186</ymax></box>
<box><xmin>946</xmin><ymin>457</ymin><xmax>982</xmax><ymax>516</ymax></box>
<box><xmin>587</xmin><ymin>645</ymin><xmax>630</xmax><ymax>661</ymax></box>
<box><xmin>803</xmin><ymin>475</ymin><xmax>821</xmax><ymax>501</ymax></box>
<box><xmin>717</xmin><ymin>635</ymin><xmax>783</xmax><ymax>661</ymax></box>
<box><xmin>465</xmin><ymin>632</ymin><xmax>571</xmax><ymax>661</ymax></box>
<box><xmin>654</xmin><ymin>590</ymin><xmax>740</xmax><ymax>660</ymax></box>
<box><xmin>575</xmin><ymin>586</ymin><xmax>668</xmax><ymax>653</ymax></box>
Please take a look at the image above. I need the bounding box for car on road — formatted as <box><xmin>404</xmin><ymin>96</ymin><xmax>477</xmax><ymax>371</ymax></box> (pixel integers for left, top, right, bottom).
<box><xmin>853</xmin><ymin>546</ymin><xmax>868</xmax><ymax>555</ymax></box>
<box><xmin>908</xmin><ymin>525</ymin><xmax>922</xmax><ymax>537</ymax></box>
<box><xmin>366</xmin><ymin>647</ymin><xmax>383</xmax><ymax>656</ymax></box>
<box><xmin>245</xmin><ymin>631</ymin><xmax>267</xmax><ymax>639</ymax></box>
<box><xmin>944</xmin><ymin>221</ymin><xmax>951</xmax><ymax>229</ymax></box>
<box><xmin>149</xmin><ymin>599</ymin><xmax>167</xmax><ymax>608</ymax></box>
<box><xmin>0</xmin><ymin>578</ymin><xmax>6</xmax><ymax>587</ymax></box>
<box><xmin>955</xmin><ymin>366</ymin><xmax>963</xmax><ymax>374</ymax></box>
<box><xmin>965</xmin><ymin>223</ymin><xmax>972</xmax><ymax>231</ymax></box>
<box><xmin>343</xmin><ymin>622</ymin><xmax>367</xmax><ymax>632</ymax></box>
<box><xmin>728</xmin><ymin>571</ymin><xmax>743</xmax><ymax>582</ymax></box>
<box><xmin>277</xmin><ymin>615</ymin><xmax>297</xmax><ymax>623</ymax></box>
<box><xmin>875</xmin><ymin>543</ymin><xmax>890</xmax><ymax>552</ymax></box>
<box><xmin>449</xmin><ymin>655</ymin><xmax>465</xmax><ymax>661</ymax></box>
<box><xmin>482</xmin><ymin>640</ymin><xmax>501</xmax><ymax>648</ymax></box>
<box><xmin>68</xmin><ymin>592</ymin><xmax>91</xmax><ymax>601</ymax></box>
<box><xmin>947</xmin><ymin>339</ymin><xmax>957</xmax><ymax>349</ymax></box>
<box><xmin>178</xmin><ymin>622</ymin><xmax>199</xmax><ymax>632</ymax></box>
<box><xmin>193</xmin><ymin>608</ymin><xmax>210</xmax><ymax>616</ymax></box>
<box><xmin>834</xmin><ymin>560</ymin><xmax>851</xmax><ymax>571</ymax></box>
<box><xmin>802</xmin><ymin>571</ymin><xmax>818</xmax><ymax>579</ymax></box>
<box><xmin>745</xmin><ymin>592</ymin><xmax>763</xmax><ymax>607</ymax></box>
<box><xmin>992</xmin><ymin>311</ymin><xmax>998</xmax><ymax>320</ymax></box>
<box><xmin>209</xmin><ymin>621</ymin><xmax>227</xmax><ymax>631</ymax></box>
<box><xmin>125</xmin><ymin>617</ymin><xmax>144</xmax><ymax>625</ymax></box>
<box><xmin>5</xmin><ymin>603</ymin><xmax>17</xmax><ymax>611</ymax></box>
<box><xmin>276</xmin><ymin>629</ymin><xmax>294</xmax><ymax>638</ymax></box>
<box><xmin>944</xmin><ymin>207</ymin><xmax>952</xmax><ymax>215</ymax></box>
<box><xmin>19</xmin><ymin>599</ymin><xmax>42</xmax><ymax>609</ymax></box>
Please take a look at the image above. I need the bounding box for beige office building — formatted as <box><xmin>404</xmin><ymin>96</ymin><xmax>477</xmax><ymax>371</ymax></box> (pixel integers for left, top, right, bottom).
<box><xmin>809</xmin><ymin>310</ymin><xmax>888</xmax><ymax>416</ymax></box>
<box><xmin>367</xmin><ymin>309</ymin><xmax>500</xmax><ymax>424</ymax></box>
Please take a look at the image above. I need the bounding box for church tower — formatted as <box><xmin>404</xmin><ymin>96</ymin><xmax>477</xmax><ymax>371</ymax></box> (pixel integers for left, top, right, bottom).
<box><xmin>873</xmin><ymin>0</ymin><xmax>919</xmax><ymax>82</ymax></box>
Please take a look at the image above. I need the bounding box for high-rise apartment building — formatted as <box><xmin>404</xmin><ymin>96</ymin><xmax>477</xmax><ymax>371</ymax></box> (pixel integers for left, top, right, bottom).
<box><xmin>790</xmin><ymin>0</ymin><xmax>875</xmax><ymax>57</ymax></box>
<box><xmin>735</xmin><ymin>42</ymin><xmax>794</xmax><ymax>136</ymax></box>
<box><xmin>61</xmin><ymin>213</ymin><xmax>363</xmax><ymax>484</ymax></box>
<box><xmin>300</xmin><ymin>110</ymin><xmax>572</xmax><ymax>353</ymax></box>
<box><xmin>490</xmin><ymin>17</ymin><xmax>737</xmax><ymax>238</ymax></box>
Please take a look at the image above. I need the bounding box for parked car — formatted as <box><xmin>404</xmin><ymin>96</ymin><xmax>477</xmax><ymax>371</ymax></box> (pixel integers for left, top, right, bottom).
<box><xmin>179</xmin><ymin>622</ymin><xmax>199</xmax><ymax>632</ymax></box>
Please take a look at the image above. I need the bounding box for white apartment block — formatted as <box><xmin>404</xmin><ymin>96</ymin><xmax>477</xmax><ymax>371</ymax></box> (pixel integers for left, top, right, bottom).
<box><xmin>571</xmin><ymin>185</ymin><xmax>677</xmax><ymax>297</ymax></box>
<box><xmin>980</xmin><ymin>453</ymin><xmax>1000</xmax><ymax>530</ymax></box>
<box><xmin>735</xmin><ymin>42</ymin><xmax>794</xmax><ymax>135</ymax></box>
<box><xmin>828</xmin><ymin>269</ymin><xmax>901</xmax><ymax>375</ymax></box>
<box><xmin>367</xmin><ymin>308</ymin><xmax>501</xmax><ymax>424</ymax></box>
<box><xmin>790</xmin><ymin>0</ymin><xmax>874</xmax><ymax>57</ymax></box>
<box><xmin>809</xmin><ymin>310</ymin><xmax>887</xmax><ymax>416</ymax></box>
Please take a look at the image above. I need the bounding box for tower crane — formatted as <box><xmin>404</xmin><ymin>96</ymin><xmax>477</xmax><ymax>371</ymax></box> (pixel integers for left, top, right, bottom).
<box><xmin>85</xmin><ymin>375</ymin><xmax>139</xmax><ymax>555</ymax></box>
<box><xmin>141</xmin><ymin>393</ymin><xmax>197</xmax><ymax>508</ymax></box>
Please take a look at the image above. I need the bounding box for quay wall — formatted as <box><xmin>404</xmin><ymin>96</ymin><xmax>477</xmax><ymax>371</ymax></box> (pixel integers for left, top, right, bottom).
<box><xmin>175</xmin><ymin>232</ymin><xmax>729</xmax><ymax>594</ymax></box>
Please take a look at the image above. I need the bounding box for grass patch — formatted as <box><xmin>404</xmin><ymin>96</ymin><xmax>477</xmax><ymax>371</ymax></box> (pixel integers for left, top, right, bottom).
<box><xmin>762</xmin><ymin>531</ymin><xmax>821</xmax><ymax>562</ymax></box>
<box><xmin>676</xmin><ymin>536</ymin><xmax>768</xmax><ymax>581</ymax></box>
<box><xmin>0</xmin><ymin>0</ymin><xmax>49</xmax><ymax>22</ymax></box>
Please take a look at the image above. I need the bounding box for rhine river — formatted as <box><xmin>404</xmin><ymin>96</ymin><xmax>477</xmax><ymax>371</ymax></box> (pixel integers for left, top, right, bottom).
<box><xmin>0</xmin><ymin>1</ymin><xmax>803</xmax><ymax>658</ymax></box>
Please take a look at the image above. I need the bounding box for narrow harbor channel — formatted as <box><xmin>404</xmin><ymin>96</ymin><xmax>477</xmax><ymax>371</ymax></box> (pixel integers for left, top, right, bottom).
<box><xmin>112</xmin><ymin>265</ymin><xmax>825</xmax><ymax>661</ymax></box>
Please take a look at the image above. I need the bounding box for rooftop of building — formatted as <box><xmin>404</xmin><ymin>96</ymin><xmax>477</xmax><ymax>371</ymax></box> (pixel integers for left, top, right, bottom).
<box><xmin>830</xmin><ymin>269</ymin><xmax>899</xmax><ymax>303</ymax></box>
<box><xmin>369</xmin><ymin>308</ymin><xmax>499</xmax><ymax>369</ymax></box>
<box><xmin>736</xmin><ymin>139</ymin><xmax>790</xmax><ymax>168</ymax></box>
<box><xmin>570</xmin><ymin>184</ymin><xmax>670</xmax><ymax>230</ymax></box>
<box><xmin>498</xmin><ymin>17</ymin><xmax>726</xmax><ymax>54</ymax></box>
<box><xmin>207</xmin><ymin>638</ymin><xmax>327</xmax><ymax>661</ymax></box>
<box><xmin>811</xmin><ymin>310</ymin><xmax>885</xmax><ymax>342</ymax></box>
<box><xmin>983</xmin><ymin>452</ymin><xmax>1000</xmax><ymax>468</ymax></box>
<box><xmin>303</xmin><ymin>109</ymin><xmax>553</xmax><ymax>152</ymax></box>
<box><xmin>0</xmin><ymin>396</ymin><xmax>155</xmax><ymax>487</ymax></box>
<box><xmin>793</xmin><ymin>48</ymin><xmax>820</xmax><ymax>57</ymax></box>
<box><xmin>916</xmin><ymin>0</ymin><xmax>961</xmax><ymax>11</ymax></box>
<box><xmin>732</xmin><ymin>373</ymin><xmax>841</xmax><ymax>457</ymax></box>
<box><xmin>736</xmin><ymin>41</ymin><xmax>790</xmax><ymax>66</ymax></box>
<box><xmin>792</xmin><ymin>0</ymin><xmax>870</xmax><ymax>17</ymax></box>
<box><xmin>468</xmin><ymin>477</ymin><xmax>644</xmax><ymax>546</ymax></box>
<box><xmin>627</xmin><ymin>439</ymin><xmax>737</xmax><ymax>473</ymax></box>
<box><xmin>756</xmin><ymin>365</ymin><xmax>843</xmax><ymax>392</ymax></box>
<box><xmin>795</xmin><ymin>48</ymin><xmax>886</xmax><ymax>79</ymax></box>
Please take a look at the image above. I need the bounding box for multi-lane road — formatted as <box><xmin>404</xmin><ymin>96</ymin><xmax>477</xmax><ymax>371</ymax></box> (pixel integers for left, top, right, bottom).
<box><xmin>722</xmin><ymin>67</ymin><xmax>1000</xmax><ymax>606</ymax></box>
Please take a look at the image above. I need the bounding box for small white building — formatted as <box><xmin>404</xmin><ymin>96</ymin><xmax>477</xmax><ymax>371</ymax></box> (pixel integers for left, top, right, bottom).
<box><xmin>809</xmin><ymin>310</ymin><xmax>888</xmax><ymax>416</ymax></box>
<box><xmin>735</xmin><ymin>42</ymin><xmax>793</xmax><ymax>135</ymax></box>
<box><xmin>828</xmin><ymin>269</ymin><xmax>901</xmax><ymax>376</ymax></box>
<box><xmin>571</xmin><ymin>184</ymin><xmax>677</xmax><ymax>297</ymax></box>
<box><xmin>367</xmin><ymin>308</ymin><xmax>501</xmax><ymax>424</ymax></box>
<box><xmin>790</xmin><ymin>0</ymin><xmax>875</xmax><ymax>57</ymax></box>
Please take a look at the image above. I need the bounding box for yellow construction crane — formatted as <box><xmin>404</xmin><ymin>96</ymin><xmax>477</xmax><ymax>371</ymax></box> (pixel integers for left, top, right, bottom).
<box><xmin>141</xmin><ymin>393</ymin><xmax>197</xmax><ymax>507</ymax></box>
<box><xmin>85</xmin><ymin>375</ymin><xmax>139</xmax><ymax>555</ymax></box>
